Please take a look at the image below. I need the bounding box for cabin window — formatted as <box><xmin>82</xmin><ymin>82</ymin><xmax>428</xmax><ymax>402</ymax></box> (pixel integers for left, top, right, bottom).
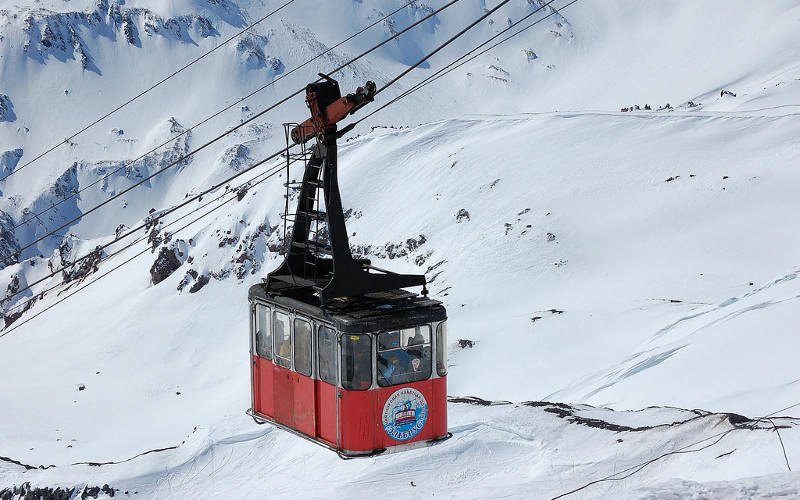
<box><xmin>436</xmin><ymin>321</ymin><xmax>447</xmax><ymax>376</ymax></box>
<box><xmin>293</xmin><ymin>318</ymin><xmax>312</xmax><ymax>377</ymax></box>
<box><xmin>255</xmin><ymin>304</ymin><xmax>271</xmax><ymax>359</ymax></box>
<box><xmin>318</xmin><ymin>325</ymin><xmax>337</xmax><ymax>385</ymax></box>
<box><xmin>377</xmin><ymin>325</ymin><xmax>432</xmax><ymax>387</ymax></box>
<box><xmin>273</xmin><ymin>310</ymin><xmax>291</xmax><ymax>369</ymax></box>
<box><xmin>341</xmin><ymin>334</ymin><xmax>372</xmax><ymax>391</ymax></box>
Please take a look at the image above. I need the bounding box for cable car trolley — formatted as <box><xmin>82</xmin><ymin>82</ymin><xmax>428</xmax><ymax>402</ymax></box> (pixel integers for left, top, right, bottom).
<box><xmin>247</xmin><ymin>74</ymin><xmax>450</xmax><ymax>457</ymax></box>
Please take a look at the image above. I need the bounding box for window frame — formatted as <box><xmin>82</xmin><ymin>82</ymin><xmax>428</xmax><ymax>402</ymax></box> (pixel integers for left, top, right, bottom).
<box><xmin>376</xmin><ymin>325</ymin><xmax>433</xmax><ymax>387</ymax></box>
<box><xmin>436</xmin><ymin>321</ymin><xmax>447</xmax><ymax>377</ymax></box>
<box><xmin>317</xmin><ymin>324</ymin><xmax>338</xmax><ymax>385</ymax></box>
<box><xmin>341</xmin><ymin>333</ymin><xmax>372</xmax><ymax>391</ymax></box>
<box><xmin>254</xmin><ymin>303</ymin><xmax>272</xmax><ymax>360</ymax></box>
<box><xmin>293</xmin><ymin>316</ymin><xmax>313</xmax><ymax>377</ymax></box>
<box><xmin>273</xmin><ymin>309</ymin><xmax>292</xmax><ymax>369</ymax></box>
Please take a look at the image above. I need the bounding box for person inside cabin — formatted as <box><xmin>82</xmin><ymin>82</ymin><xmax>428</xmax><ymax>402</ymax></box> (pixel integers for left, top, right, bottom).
<box><xmin>276</xmin><ymin>322</ymin><xmax>291</xmax><ymax>359</ymax></box>
<box><xmin>408</xmin><ymin>330</ymin><xmax>424</xmax><ymax>346</ymax></box>
<box><xmin>378</xmin><ymin>349</ymin><xmax>411</xmax><ymax>384</ymax></box>
<box><xmin>406</xmin><ymin>329</ymin><xmax>426</xmax><ymax>371</ymax></box>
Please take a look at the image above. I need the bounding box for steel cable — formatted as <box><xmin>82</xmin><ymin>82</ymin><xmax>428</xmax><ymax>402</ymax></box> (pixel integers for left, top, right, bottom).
<box><xmin>3</xmin><ymin>0</ymin><xmax>519</xmax><ymax>329</ymax></box>
<box><xmin>1</xmin><ymin>155</ymin><xmax>291</xmax><ymax>336</ymax></box>
<box><xmin>0</xmin><ymin>0</ymin><xmax>297</xmax><ymax>182</ymax></box>
<box><xmin>8</xmin><ymin>0</ymin><xmax>422</xmax><ymax>233</ymax></box>
<box><xmin>2</xmin><ymin>0</ymin><xmax>465</xmax><ymax>263</ymax></box>
<box><xmin>356</xmin><ymin>0</ymin><xmax>579</xmax><ymax>127</ymax></box>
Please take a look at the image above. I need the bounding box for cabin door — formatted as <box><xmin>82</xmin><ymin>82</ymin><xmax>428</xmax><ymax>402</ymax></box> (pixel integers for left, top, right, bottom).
<box><xmin>292</xmin><ymin>318</ymin><xmax>316</xmax><ymax>436</ymax></box>
<box><xmin>273</xmin><ymin>310</ymin><xmax>294</xmax><ymax>426</ymax></box>
<box><xmin>252</xmin><ymin>303</ymin><xmax>274</xmax><ymax>417</ymax></box>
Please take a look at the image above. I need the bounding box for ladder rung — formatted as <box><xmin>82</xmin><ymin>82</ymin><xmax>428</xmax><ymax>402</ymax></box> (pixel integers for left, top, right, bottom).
<box><xmin>283</xmin><ymin>181</ymin><xmax>323</xmax><ymax>190</ymax></box>
<box><xmin>292</xmin><ymin>241</ymin><xmax>332</xmax><ymax>254</ymax></box>
<box><xmin>296</xmin><ymin>209</ymin><xmax>327</xmax><ymax>220</ymax></box>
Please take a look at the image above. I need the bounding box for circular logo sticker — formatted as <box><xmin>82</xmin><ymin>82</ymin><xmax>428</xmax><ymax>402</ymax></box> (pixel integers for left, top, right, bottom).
<box><xmin>382</xmin><ymin>388</ymin><xmax>428</xmax><ymax>442</ymax></box>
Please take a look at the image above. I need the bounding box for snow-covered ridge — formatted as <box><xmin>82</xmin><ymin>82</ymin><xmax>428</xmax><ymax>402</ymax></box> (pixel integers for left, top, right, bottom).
<box><xmin>3</xmin><ymin>0</ymin><xmax>243</xmax><ymax>74</ymax></box>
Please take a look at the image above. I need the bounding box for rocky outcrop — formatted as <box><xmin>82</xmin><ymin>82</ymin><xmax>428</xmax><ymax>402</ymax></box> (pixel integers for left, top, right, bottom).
<box><xmin>150</xmin><ymin>246</ymin><xmax>181</xmax><ymax>285</ymax></box>
<box><xmin>351</xmin><ymin>234</ymin><xmax>431</xmax><ymax>266</ymax></box>
<box><xmin>0</xmin><ymin>148</ymin><xmax>23</xmax><ymax>177</ymax></box>
<box><xmin>0</xmin><ymin>94</ymin><xmax>16</xmax><ymax>122</ymax></box>
<box><xmin>236</xmin><ymin>33</ymin><xmax>283</xmax><ymax>72</ymax></box>
<box><xmin>0</xmin><ymin>482</ymin><xmax>119</xmax><ymax>499</ymax></box>
<box><xmin>61</xmin><ymin>245</ymin><xmax>104</xmax><ymax>284</ymax></box>
<box><xmin>219</xmin><ymin>144</ymin><xmax>252</xmax><ymax>172</ymax></box>
<box><xmin>149</xmin><ymin>239</ymin><xmax>189</xmax><ymax>285</ymax></box>
<box><xmin>19</xmin><ymin>1</ymin><xmax>222</xmax><ymax>72</ymax></box>
<box><xmin>0</xmin><ymin>210</ymin><xmax>20</xmax><ymax>270</ymax></box>
<box><xmin>92</xmin><ymin>117</ymin><xmax>193</xmax><ymax>194</ymax></box>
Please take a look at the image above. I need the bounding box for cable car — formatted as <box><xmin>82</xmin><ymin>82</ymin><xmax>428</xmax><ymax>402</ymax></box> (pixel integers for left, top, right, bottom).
<box><xmin>247</xmin><ymin>75</ymin><xmax>450</xmax><ymax>457</ymax></box>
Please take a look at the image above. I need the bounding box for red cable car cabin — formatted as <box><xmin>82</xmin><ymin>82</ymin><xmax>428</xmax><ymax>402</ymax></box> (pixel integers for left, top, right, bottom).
<box><xmin>246</xmin><ymin>75</ymin><xmax>449</xmax><ymax>456</ymax></box>
<box><xmin>247</xmin><ymin>287</ymin><xmax>449</xmax><ymax>457</ymax></box>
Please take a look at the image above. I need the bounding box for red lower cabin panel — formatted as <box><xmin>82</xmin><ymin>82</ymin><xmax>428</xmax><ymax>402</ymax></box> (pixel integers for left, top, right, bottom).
<box><xmin>293</xmin><ymin>372</ymin><xmax>316</xmax><ymax>436</ymax></box>
<box><xmin>339</xmin><ymin>377</ymin><xmax>448</xmax><ymax>453</ymax></box>
<box><xmin>315</xmin><ymin>381</ymin><xmax>338</xmax><ymax>445</ymax></box>
<box><xmin>273</xmin><ymin>364</ymin><xmax>293</xmax><ymax>427</ymax></box>
<box><xmin>431</xmin><ymin>375</ymin><xmax>448</xmax><ymax>439</ymax></box>
<box><xmin>252</xmin><ymin>358</ymin><xmax>447</xmax><ymax>453</ymax></box>
<box><xmin>253</xmin><ymin>356</ymin><xmax>274</xmax><ymax>417</ymax></box>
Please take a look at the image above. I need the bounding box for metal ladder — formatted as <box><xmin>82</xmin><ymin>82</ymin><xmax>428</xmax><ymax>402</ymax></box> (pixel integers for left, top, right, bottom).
<box><xmin>281</xmin><ymin>123</ymin><xmax>329</xmax><ymax>284</ymax></box>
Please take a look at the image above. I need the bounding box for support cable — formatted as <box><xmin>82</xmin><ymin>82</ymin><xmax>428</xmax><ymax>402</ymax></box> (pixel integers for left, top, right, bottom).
<box><xmin>1</xmin><ymin>156</ymin><xmax>291</xmax><ymax>336</ymax></box>
<box><xmin>0</xmin><ymin>0</ymin><xmax>297</xmax><ymax>183</ymax></box>
<box><xmin>3</xmin><ymin>157</ymin><xmax>292</xmax><ymax>320</ymax></box>
<box><xmin>374</xmin><ymin>0</ymin><xmax>513</xmax><ymax>96</ymax></box>
<box><xmin>9</xmin><ymin>0</ymin><xmax>422</xmax><ymax>233</ymax></box>
<box><xmin>3</xmin><ymin>0</ymin><xmax>516</xmax><ymax>327</ymax></box>
<box><xmin>2</xmin><ymin>0</ymin><xmax>464</xmax><ymax>263</ymax></box>
<box><xmin>356</xmin><ymin>0</ymin><xmax>578</xmax><ymax>127</ymax></box>
<box><xmin>3</xmin><ymin>145</ymin><xmax>290</xmax><ymax>307</ymax></box>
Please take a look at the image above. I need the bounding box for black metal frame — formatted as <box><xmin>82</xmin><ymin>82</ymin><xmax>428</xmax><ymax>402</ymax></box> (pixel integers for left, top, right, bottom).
<box><xmin>267</xmin><ymin>80</ymin><xmax>426</xmax><ymax>305</ymax></box>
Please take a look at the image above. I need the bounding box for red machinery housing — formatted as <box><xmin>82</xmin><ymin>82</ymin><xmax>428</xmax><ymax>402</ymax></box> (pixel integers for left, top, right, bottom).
<box><xmin>247</xmin><ymin>76</ymin><xmax>449</xmax><ymax>456</ymax></box>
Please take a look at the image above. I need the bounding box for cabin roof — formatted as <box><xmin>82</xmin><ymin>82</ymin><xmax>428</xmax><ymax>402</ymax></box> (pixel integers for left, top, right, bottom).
<box><xmin>248</xmin><ymin>283</ymin><xmax>446</xmax><ymax>333</ymax></box>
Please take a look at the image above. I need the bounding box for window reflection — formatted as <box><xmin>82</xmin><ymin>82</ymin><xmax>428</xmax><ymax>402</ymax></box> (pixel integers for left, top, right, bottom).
<box><xmin>377</xmin><ymin>326</ymin><xmax>431</xmax><ymax>387</ymax></box>
<box><xmin>341</xmin><ymin>334</ymin><xmax>371</xmax><ymax>390</ymax></box>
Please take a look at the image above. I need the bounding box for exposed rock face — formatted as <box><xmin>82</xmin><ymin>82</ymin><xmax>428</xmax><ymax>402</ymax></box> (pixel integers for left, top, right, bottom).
<box><xmin>236</xmin><ymin>33</ymin><xmax>283</xmax><ymax>72</ymax></box>
<box><xmin>522</xmin><ymin>48</ymin><xmax>538</xmax><ymax>61</ymax></box>
<box><xmin>189</xmin><ymin>274</ymin><xmax>210</xmax><ymax>293</ymax></box>
<box><xmin>51</xmin><ymin>163</ymin><xmax>79</xmax><ymax>199</ymax></box>
<box><xmin>220</xmin><ymin>144</ymin><xmax>252</xmax><ymax>172</ymax></box>
<box><xmin>0</xmin><ymin>210</ymin><xmax>20</xmax><ymax>270</ymax></box>
<box><xmin>0</xmin><ymin>94</ymin><xmax>16</xmax><ymax>122</ymax></box>
<box><xmin>92</xmin><ymin>117</ymin><xmax>193</xmax><ymax>193</ymax></box>
<box><xmin>149</xmin><ymin>238</ymin><xmax>189</xmax><ymax>285</ymax></box>
<box><xmin>0</xmin><ymin>148</ymin><xmax>24</xmax><ymax>177</ymax></box>
<box><xmin>61</xmin><ymin>245</ymin><xmax>105</xmax><ymax>284</ymax></box>
<box><xmin>0</xmin><ymin>484</ymin><xmax>75</xmax><ymax>499</ymax></box>
<box><xmin>150</xmin><ymin>246</ymin><xmax>182</xmax><ymax>285</ymax></box>
<box><xmin>351</xmin><ymin>234</ymin><xmax>431</xmax><ymax>266</ymax></box>
<box><xmin>19</xmin><ymin>1</ymin><xmax>223</xmax><ymax>72</ymax></box>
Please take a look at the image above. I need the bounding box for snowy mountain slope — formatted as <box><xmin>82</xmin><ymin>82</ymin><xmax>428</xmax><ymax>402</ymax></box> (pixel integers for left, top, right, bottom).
<box><xmin>2</xmin><ymin>400</ymin><xmax>799</xmax><ymax>499</ymax></box>
<box><xmin>2</xmin><ymin>108</ymin><xmax>799</xmax><ymax>497</ymax></box>
<box><xmin>0</xmin><ymin>0</ymin><xmax>799</xmax><ymax>497</ymax></box>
